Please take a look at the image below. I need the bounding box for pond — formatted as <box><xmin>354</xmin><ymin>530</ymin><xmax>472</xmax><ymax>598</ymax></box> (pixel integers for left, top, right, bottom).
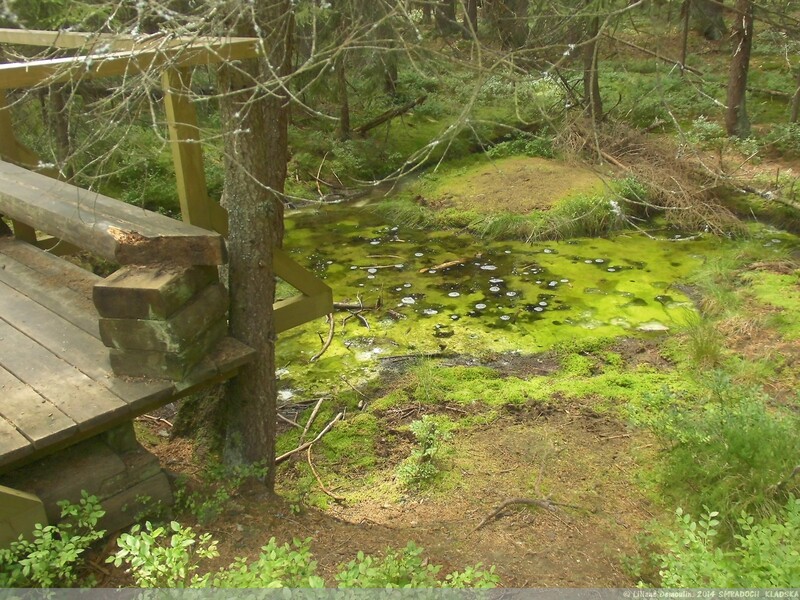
<box><xmin>275</xmin><ymin>204</ymin><xmax>715</xmax><ymax>399</ymax></box>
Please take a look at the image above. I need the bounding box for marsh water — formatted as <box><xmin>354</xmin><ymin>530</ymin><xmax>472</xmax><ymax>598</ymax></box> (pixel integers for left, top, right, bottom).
<box><xmin>273</xmin><ymin>202</ymin><xmax>728</xmax><ymax>400</ymax></box>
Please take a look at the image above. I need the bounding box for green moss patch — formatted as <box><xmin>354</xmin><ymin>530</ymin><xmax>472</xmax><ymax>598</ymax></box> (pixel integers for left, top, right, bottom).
<box><xmin>421</xmin><ymin>156</ymin><xmax>605</xmax><ymax>215</ymax></box>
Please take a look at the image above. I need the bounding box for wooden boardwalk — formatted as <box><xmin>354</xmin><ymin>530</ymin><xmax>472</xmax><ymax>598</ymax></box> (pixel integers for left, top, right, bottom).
<box><xmin>0</xmin><ymin>237</ymin><xmax>253</xmax><ymax>474</ymax></box>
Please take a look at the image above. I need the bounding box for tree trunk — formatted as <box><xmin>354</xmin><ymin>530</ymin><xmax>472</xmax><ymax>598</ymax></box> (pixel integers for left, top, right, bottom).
<box><xmin>691</xmin><ymin>0</ymin><xmax>726</xmax><ymax>41</ymax></box>
<box><xmin>219</xmin><ymin>1</ymin><xmax>292</xmax><ymax>488</ymax></box>
<box><xmin>583</xmin><ymin>12</ymin><xmax>603</xmax><ymax>124</ymax></box>
<box><xmin>435</xmin><ymin>0</ymin><xmax>459</xmax><ymax>35</ymax></box>
<box><xmin>725</xmin><ymin>0</ymin><xmax>753</xmax><ymax>138</ymax></box>
<box><xmin>48</xmin><ymin>87</ymin><xmax>74</xmax><ymax>180</ymax></box>
<box><xmin>463</xmin><ymin>0</ymin><xmax>478</xmax><ymax>37</ymax></box>
<box><xmin>791</xmin><ymin>70</ymin><xmax>800</xmax><ymax>123</ymax></box>
<box><xmin>486</xmin><ymin>0</ymin><xmax>528</xmax><ymax>49</ymax></box>
<box><xmin>336</xmin><ymin>54</ymin><xmax>351</xmax><ymax>140</ymax></box>
<box><xmin>680</xmin><ymin>0</ymin><xmax>691</xmax><ymax>73</ymax></box>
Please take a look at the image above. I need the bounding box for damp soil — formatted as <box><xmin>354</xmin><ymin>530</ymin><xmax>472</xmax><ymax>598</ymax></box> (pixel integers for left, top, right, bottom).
<box><xmin>127</xmin><ymin>389</ymin><xmax>655</xmax><ymax>588</ymax></box>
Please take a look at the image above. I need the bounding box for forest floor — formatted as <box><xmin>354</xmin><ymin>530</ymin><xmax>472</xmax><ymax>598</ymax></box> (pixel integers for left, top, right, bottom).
<box><xmin>131</xmin><ymin>341</ymin><xmax>660</xmax><ymax>587</ymax></box>
<box><xmin>99</xmin><ymin>150</ymin><xmax>800</xmax><ymax>588</ymax></box>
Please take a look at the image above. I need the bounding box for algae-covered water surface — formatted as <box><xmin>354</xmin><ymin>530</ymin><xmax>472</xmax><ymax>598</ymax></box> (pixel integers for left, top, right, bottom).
<box><xmin>276</xmin><ymin>204</ymin><xmax>714</xmax><ymax>397</ymax></box>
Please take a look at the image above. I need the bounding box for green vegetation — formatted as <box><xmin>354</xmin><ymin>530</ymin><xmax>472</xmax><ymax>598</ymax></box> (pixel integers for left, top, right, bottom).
<box><xmin>657</xmin><ymin>499</ymin><xmax>800</xmax><ymax>587</ymax></box>
<box><xmin>395</xmin><ymin>416</ymin><xmax>454</xmax><ymax>489</ymax></box>
<box><xmin>0</xmin><ymin>492</ymin><xmax>105</xmax><ymax>587</ymax></box>
<box><xmin>109</xmin><ymin>524</ymin><xmax>499</xmax><ymax>588</ymax></box>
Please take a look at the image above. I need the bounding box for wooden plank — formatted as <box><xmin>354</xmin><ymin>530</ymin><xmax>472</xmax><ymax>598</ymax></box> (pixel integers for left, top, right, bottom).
<box><xmin>0</xmin><ymin>160</ymin><xmax>226</xmax><ymax>266</ymax></box>
<box><xmin>0</xmin><ymin>365</ymin><xmax>76</xmax><ymax>450</ymax></box>
<box><xmin>162</xmin><ymin>68</ymin><xmax>217</xmax><ymax>232</ymax></box>
<box><xmin>109</xmin><ymin>319</ymin><xmax>227</xmax><ymax>379</ymax></box>
<box><xmin>0</xmin><ymin>90</ymin><xmax>55</xmax><ymax>176</ymax></box>
<box><xmin>274</xmin><ymin>248</ymin><xmax>333</xmax><ymax>297</ymax></box>
<box><xmin>0</xmin><ymin>416</ymin><xmax>32</xmax><ymax>470</ymax></box>
<box><xmin>0</xmin><ymin>319</ymin><xmax>129</xmax><ymax>430</ymax></box>
<box><xmin>0</xmin><ymin>274</ymin><xmax>175</xmax><ymax>411</ymax></box>
<box><xmin>0</xmin><ymin>28</ymin><xmax>256</xmax><ymax>52</ymax></box>
<box><xmin>174</xmin><ymin>336</ymin><xmax>256</xmax><ymax>394</ymax></box>
<box><xmin>0</xmin><ymin>39</ymin><xmax>261</xmax><ymax>90</ymax></box>
<box><xmin>0</xmin><ymin>237</ymin><xmax>100</xmax><ymax>336</ymax></box>
<box><xmin>99</xmin><ymin>284</ymin><xmax>228</xmax><ymax>352</ymax></box>
<box><xmin>274</xmin><ymin>292</ymin><xmax>333</xmax><ymax>334</ymax></box>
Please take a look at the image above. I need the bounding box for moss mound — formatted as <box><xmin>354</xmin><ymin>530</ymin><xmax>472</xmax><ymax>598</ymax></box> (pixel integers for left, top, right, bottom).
<box><xmin>424</xmin><ymin>157</ymin><xmax>605</xmax><ymax>215</ymax></box>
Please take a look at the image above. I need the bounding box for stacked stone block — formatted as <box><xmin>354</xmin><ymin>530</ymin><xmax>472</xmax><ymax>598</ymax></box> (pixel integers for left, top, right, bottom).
<box><xmin>93</xmin><ymin>265</ymin><xmax>228</xmax><ymax>380</ymax></box>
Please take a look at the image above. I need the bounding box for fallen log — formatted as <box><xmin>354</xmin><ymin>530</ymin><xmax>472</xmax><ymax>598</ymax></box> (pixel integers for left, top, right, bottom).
<box><xmin>355</xmin><ymin>95</ymin><xmax>427</xmax><ymax>136</ymax></box>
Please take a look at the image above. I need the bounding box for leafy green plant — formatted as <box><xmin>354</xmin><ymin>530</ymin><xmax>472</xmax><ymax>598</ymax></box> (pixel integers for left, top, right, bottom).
<box><xmin>335</xmin><ymin>541</ymin><xmax>498</xmax><ymax>588</ymax></box>
<box><xmin>657</xmin><ymin>498</ymin><xmax>800</xmax><ymax>587</ymax></box>
<box><xmin>109</xmin><ymin>521</ymin><xmax>219</xmax><ymax>587</ymax></box>
<box><xmin>486</xmin><ymin>135</ymin><xmax>554</xmax><ymax>159</ymax></box>
<box><xmin>396</xmin><ymin>416</ymin><xmax>453</xmax><ymax>489</ymax></box>
<box><xmin>0</xmin><ymin>491</ymin><xmax>105</xmax><ymax>587</ymax></box>
<box><xmin>111</xmin><ymin>526</ymin><xmax>498</xmax><ymax>588</ymax></box>
<box><xmin>685</xmin><ymin>116</ymin><xmax>727</xmax><ymax>150</ymax></box>
<box><xmin>174</xmin><ymin>462</ymin><xmax>268</xmax><ymax>524</ymax></box>
<box><xmin>764</xmin><ymin>122</ymin><xmax>800</xmax><ymax>158</ymax></box>
<box><xmin>648</xmin><ymin>377</ymin><xmax>800</xmax><ymax>527</ymax></box>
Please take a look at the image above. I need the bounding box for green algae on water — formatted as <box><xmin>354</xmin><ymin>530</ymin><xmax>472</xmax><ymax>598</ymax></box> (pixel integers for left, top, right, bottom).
<box><xmin>276</xmin><ymin>206</ymin><xmax>713</xmax><ymax>398</ymax></box>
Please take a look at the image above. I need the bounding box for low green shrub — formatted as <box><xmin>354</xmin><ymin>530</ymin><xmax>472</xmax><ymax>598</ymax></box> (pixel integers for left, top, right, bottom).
<box><xmin>657</xmin><ymin>498</ymin><xmax>800</xmax><ymax>587</ymax></box>
<box><xmin>111</xmin><ymin>523</ymin><xmax>498</xmax><ymax>588</ymax></box>
<box><xmin>0</xmin><ymin>492</ymin><xmax>105</xmax><ymax>587</ymax></box>
<box><xmin>396</xmin><ymin>416</ymin><xmax>453</xmax><ymax>489</ymax></box>
<box><xmin>648</xmin><ymin>376</ymin><xmax>800</xmax><ymax>527</ymax></box>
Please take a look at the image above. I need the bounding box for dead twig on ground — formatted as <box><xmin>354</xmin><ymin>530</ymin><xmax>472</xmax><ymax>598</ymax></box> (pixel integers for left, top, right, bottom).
<box><xmin>138</xmin><ymin>414</ymin><xmax>173</xmax><ymax>427</ymax></box>
<box><xmin>351</xmin><ymin>310</ymin><xmax>370</xmax><ymax>330</ymax></box>
<box><xmin>300</xmin><ymin>397</ymin><xmax>325</xmax><ymax>445</ymax></box>
<box><xmin>340</xmin><ymin>376</ymin><xmax>368</xmax><ymax>399</ymax></box>
<box><xmin>278</xmin><ymin>414</ymin><xmax>302</xmax><ymax>428</ymax></box>
<box><xmin>419</xmin><ymin>253</ymin><xmax>482</xmax><ymax>273</ymax></box>
<box><xmin>307</xmin><ymin>445</ymin><xmax>345</xmax><ymax>503</ymax></box>
<box><xmin>275</xmin><ymin>412</ymin><xmax>343</xmax><ymax>464</ymax></box>
<box><xmin>474</xmin><ymin>497</ymin><xmax>586</xmax><ymax>532</ymax></box>
<box><xmin>310</xmin><ymin>314</ymin><xmax>335</xmax><ymax>363</ymax></box>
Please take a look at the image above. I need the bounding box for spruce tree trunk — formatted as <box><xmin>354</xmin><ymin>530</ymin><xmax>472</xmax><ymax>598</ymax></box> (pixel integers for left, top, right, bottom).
<box><xmin>48</xmin><ymin>87</ymin><xmax>74</xmax><ymax>180</ymax></box>
<box><xmin>583</xmin><ymin>12</ymin><xmax>603</xmax><ymax>124</ymax></box>
<box><xmin>337</xmin><ymin>54</ymin><xmax>351</xmax><ymax>140</ymax></box>
<box><xmin>219</xmin><ymin>0</ymin><xmax>292</xmax><ymax>487</ymax></box>
<box><xmin>691</xmin><ymin>0</ymin><xmax>726</xmax><ymax>40</ymax></box>
<box><xmin>435</xmin><ymin>0</ymin><xmax>459</xmax><ymax>34</ymax></box>
<box><xmin>725</xmin><ymin>0</ymin><xmax>753</xmax><ymax>138</ymax></box>
<box><xmin>791</xmin><ymin>70</ymin><xmax>800</xmax><ymax>123</ymax></box>
<box><xmin>463</xmin><ymin>0</ymin><xmax>478</xmax><ymax>36</ymax></box>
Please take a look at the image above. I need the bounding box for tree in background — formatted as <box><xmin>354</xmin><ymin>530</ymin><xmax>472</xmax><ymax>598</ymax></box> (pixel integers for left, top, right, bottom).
<box><xmin>725</xmin><ymin>0</ymin><xmax>754</xmax><ymax>137</ymax></box>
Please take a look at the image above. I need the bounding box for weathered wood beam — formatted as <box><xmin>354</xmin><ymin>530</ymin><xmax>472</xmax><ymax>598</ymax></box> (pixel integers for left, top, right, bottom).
<box><xmin>0</xmin><ymin>28</ymin><xmax>258</xmax><ymax>53</ymax></box>
<box><xmin>0</xmin><ymin>160</ymin><xmax>226</xmax><ymax>266</ymax></box>
<box><xmin>162</xmin><ymin>68</ymin><xmax>218</xmax><ymax>232</ymax></box>
<box><xmin>273</xmin><ymin>248</ymin><xmax>333</xmax><ymax>333</ymax></box>
<box><xmin>0</xmin><ymin>39</ymin><xmax>261</xmax><ymax>89</ymax></box>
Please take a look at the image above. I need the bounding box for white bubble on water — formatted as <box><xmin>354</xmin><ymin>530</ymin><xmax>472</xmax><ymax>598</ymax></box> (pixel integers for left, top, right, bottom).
<box><xmin>480</xmin><ymin>265</ymin><xmax>498</xmax><ymax>271</ymax></box>
<box><xmin>489</xmin><ymin>286</ymin><xmax>500</xmax><ymax>292</ymax></box>
<box><xmin>401</xmin><ymin>297</ymin><xmax>415</xmax><ymax>305</ymax></box>
<box><xmin>500</xmin><ymin>315</ymin><xmax>511</xmax><ymax>321</ymax></box>
<box><xmin>448</xmin><ymin>291</ymin><xmax>460</xmax><ymax>297</ymax></box>
<box><xmin>475</xmin><ymin>303</ymin><xmax>487</xmax><ymax>309</ymax></box>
